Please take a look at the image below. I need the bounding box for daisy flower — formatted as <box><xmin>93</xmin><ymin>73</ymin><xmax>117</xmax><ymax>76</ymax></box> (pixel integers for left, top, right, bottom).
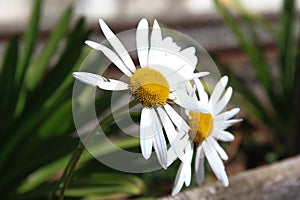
<box><xmin>73</xmin><ymin>18</ymin><xmax>208</xmax><ymax>169</ymax></box>
<box><xmin>172</xmin><ymin>76</ymin><xmax>242</xmax><ymax>195</ymax></box>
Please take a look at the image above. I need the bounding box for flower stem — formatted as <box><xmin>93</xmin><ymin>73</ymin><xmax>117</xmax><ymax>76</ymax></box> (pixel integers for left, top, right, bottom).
<box><xmin>49</xmin><ymin>99</ymin><xmax>139</xmax><ymax>199</ymax></box>
<box><xmin>49</xmin><ymin>140</ymin><xmax>85</xmax><ymax>200</ymax></box>
<box><xmin>58</xmin><ymin>141</ymin><xmax>85</xmax><ymax>200</ymax></box>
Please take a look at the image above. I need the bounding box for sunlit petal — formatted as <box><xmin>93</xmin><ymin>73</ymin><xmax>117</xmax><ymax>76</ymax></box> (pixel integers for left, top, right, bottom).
<box><xmin>99</xmin><ymin>19</ymin><xmax>136</xmax><ymax>73</ymax></box>
<box><xmin>203</xmin><ymin>140</ymin><xmax>229</xmax><ymax>187</ymax></box>
<box><xmin>213</xmin><ymin>87</ymin><xmax>233</xmax><ymax>115</ymax></box>
<box><xmin>171</xmin><ymin>162</ymin><xmax>185</xmax><ymax>196</ymax></box>
<box><xmin>136</xmin><ymin>18</ymin><xmax>149</xmax><ymax>68</ymax></box>
<box><xmin>195</xmin><ymin>145</ymin><xmax>205</xmax><ymax>185</ymax></box>
<box><xmin>73</xmin><ymin>72</ymin><xmax>104</xmax><ymax>87</ymax></box>
<box><xmin>208</xmin><ymin>137</ymin><xmax>228</xmax><ymax>161</ymax></box>
<box><xmin>193</xmin><ymin>78</ymin><xmax>209</xmax><ymax>104</ymax></box>
<box><xmin>151</xmin><ymin>109</ymin><xmax>168</xmax><ymax>169</ymax></box>
<box><xmin>209</xmin><ymin>76</ymin><xmax>228</xmax><ymax>107</ymax></box>
<box><xmin>213</xmin><ymin>130</ymin><xmax>235</xmax><ymax>142</ymax></box>
<box><xmin>215</xmin><ymin>108</ymin><xmax>240</xmax><ymax>121</ymax></box>
<box><xmin>164</xmin><ymin>104</ymin><xmax>189</xmax><ymax>132</ymax></box>
<box><xmin>85</xmin><ymin>40</ymin><xmax>132</xmax><ymax>77</ymax></box>
<box><xmin>140</xmin><ymin>108</ymin><xmax>153</xmax><ymax>159</ymax></box>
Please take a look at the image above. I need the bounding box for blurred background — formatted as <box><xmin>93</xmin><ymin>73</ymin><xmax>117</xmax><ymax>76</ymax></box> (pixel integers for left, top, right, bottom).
<box><xmin>0</xmin><ymin>0</ymin><xmax>299</xmax><ymax>199</ymax></box>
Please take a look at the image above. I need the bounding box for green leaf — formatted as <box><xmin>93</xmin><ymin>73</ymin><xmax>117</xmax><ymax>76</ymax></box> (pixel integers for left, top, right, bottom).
<box><xmin>25</xmin><ymin>6</ymin><xmax>73</xmax><ymax>90</ymax></box>
<box><xmin>0</xmin><ymin>18</ymin><xmax>90</xmax><ymax>168</ymax></box>
<box><xmin>67</xmin><ymin>173</ymin><xmax>145</xmax><ymax>196</ymax></box>
<box><xmin>42</xmin><ymin>47</ymin><xmax>91</xmax><ymax>112</ymax></box>
<box><xmin>0</xmin><ymin>36</ymin><xmax>19</xmax><ymax>124</ymax></box>
<box><xmin>38</xmin><ymin>100</ymin><xmax>73</xmax><ymax>137</ymax></box>
<box><xmin>16</xmin><ymin>0</ymin><xmax>41</xmax><ymax>85</ymax></box>
<box><xmin>27</xmin><ymin>17</ymin><xmax>90</xmax><ymax>111</ymax></box>
<box><xmin>17</xmin><ymin>137</ymin><xmax>140</xmax><ymax>194</ymax></box>
<box><xmin>0</xmin><ymin>133</ymin><xmax>78</xmax><ymax>196</ymax></box>
<box><xmin>278</xmin><ymin>0</ymin><xmax>297</xmax><ymax>94</ymax></box>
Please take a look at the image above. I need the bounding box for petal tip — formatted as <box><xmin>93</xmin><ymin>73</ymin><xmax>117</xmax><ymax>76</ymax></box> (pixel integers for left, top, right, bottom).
<box><xmin>98</xmin><ymin>18</ymin><xmax>105</xmax><ymax>26</ymax></box>
<box><xmin>153</xmin><ymin>19</ymin><xmax>160</xmax><ymax>28</ymax></box>
<box><xmin>142</xmin><ymin>153</ymin><xmax>151</xmax><ymax>160</ymax></box>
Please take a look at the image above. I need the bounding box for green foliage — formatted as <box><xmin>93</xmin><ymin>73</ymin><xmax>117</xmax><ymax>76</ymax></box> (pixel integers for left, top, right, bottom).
<box><xmin>214</xmin><ymin>0</ymin><xmax>298</xmax><ymax>159</ymax></box>
<box><xmin>0</xmin><ymin>0</ymin><xmax>144</xmax><ymax>199</ymax></box>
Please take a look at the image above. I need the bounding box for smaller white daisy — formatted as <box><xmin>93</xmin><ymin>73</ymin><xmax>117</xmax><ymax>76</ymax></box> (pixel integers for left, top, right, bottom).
<box><xmin>171</xmin><ymin>76</ymin><xmax>242</xmax><ymax>195</ymax></box>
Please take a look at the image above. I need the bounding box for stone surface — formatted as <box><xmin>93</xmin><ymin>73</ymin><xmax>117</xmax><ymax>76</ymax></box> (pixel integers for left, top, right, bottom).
<box><xmin>159</xmin><ymin>155</ymin><xmax>300</xmax><ymax>200</ymax></box>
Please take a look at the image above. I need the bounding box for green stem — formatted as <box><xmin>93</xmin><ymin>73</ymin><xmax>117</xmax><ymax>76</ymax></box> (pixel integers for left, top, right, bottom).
<box><xmin>49</xmin><ymin>99</ymin><xmax>139</xmax><ymax>199</ymax></box>
<box><xmin>58</xmin><ymin>141</ymin><xmax>85</xmax><ymax>200</ymax></box>
<box><xmin>48</xmin><ymin>140</ymin><xmax>85</xmax><ymax>200</ymax></box>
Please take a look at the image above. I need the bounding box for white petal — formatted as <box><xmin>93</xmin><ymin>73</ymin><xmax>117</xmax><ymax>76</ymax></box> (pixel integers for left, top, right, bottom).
<box><xmin>208</xmin><ymin>137</ymin><xmax>228</xmax><ymax>161</ymax></box>
<box><xmin>180</xmin><ymin>46</ymin><xmax>197</xmax><ymax>67</ymax></box>
<box><xmin>195</xmin><ymin>145</ymin><xmax>205</xmax><ymax>185</ymax></box>
<box><xmin>184</xmin><ymin>144</ymin><xmax>193</xmax><ymax>186</ymax></box>
<box><xmin>193</xmin><ymin>78</ymin><xmax>209</xmax><ymax>104</ymax></box>
<box><xmin>136</xmin><ymin>18</ymin><xmax>149</xmax><ymax>68</ymax></box>
<box><xmin>185</xmin><ymin>72</ymin><xmax>210</xmax><ymax>81</ymax></box>
<box><xmin>97</xmin><ymin>78</ymin><xmax>128</xmax><ymax>91</ymax></box>
<box><xmin>164</xmin><ymin>104</ymin><xmax>189</xmax><ymax>132</ymax></box>
<box><xmin>213</xmin><ymin>87</ymin><xmax>233</xmax><ymax>115</ymax></box>
<box><xmin>172</xmin><ymin>144</ymin><xmax>193</xmax><ymax>195</ymax></box>
<box><xmin>85</xmin><ymin>40</ymin><xmax>132</xmax><ymax>77</ymax></box>
<box><xmin>154</xmin><ymin>37</ymin><xmax>196</xmax><ymax>74</ymax></box>
<box><xmin>213</xmin><ymin>130</ymin><xmax>235</xmax><ymax>142</ymax></box>
<box><xmin>184</xmin><ymin>163</ymin><xmax>192</xmax><ymax>187</ymax></box>
<box><xmin>157</xmin><ymin>107</ymin><xmax>176</xmax><ymax>143</ymax></box>
<box><xmin>168</xmin><ymin>72</ymin><xmax>209</xmax><ymax>88</ymax></box>
<box><xmin>215</xmin><ymin>119</ymin><xmax>243</xmax><ymax>130</ymax></box>
<box><xmin>172</xmin><ymin>162</ymin><xmax>185</xmax><ymax>196</ymax></box>
<box><xmin>140</xmin><ymin>108</ymin><xmax>154</xmax><ymax>159</ymax></box>
<box><xmin>182</xmin><ymin>81</ymin><xmax>195</xmax><ymax>97</ymax></box>
<box><xmin>151</xmin><ymin>109</ymin><xmax>168</xmax><ymax>169</ymax></box>
<box><xmin>73</xmin><ymin>72</ymin><xmax>104</xmax><ymax>87</ymax></box>
<box><xmin>158</xmin><ymin>107</ymin><xmax>189</xmax><ymax>161</ymax></box>
<box><xmin>98</xmin><ymin>19</ymin><xmax>136</xmax><ymax>73</ymax></box>
<box><xmin>151</xmin><ymin>19</ymin><xmax>162</xmax><ymax>48</ymax></box>
<box><xmin>173</xmin><ymin>90</ymin><xmax>204</xmax><ymax>111</ymax></box>
<box><xmin>163</xmin><ymin>37</ymin><xmax>181</xmax><ymax>52</ymax></box>
<box><xmin>148</xmin><ymin>19</ymin><xmax>162</xmax><ymax>67</ymax></box>
<box><xmin>148</xmin><ymin>20</ymin><xmax>194</xmax><ymax>76</ymax></box>
<box><xmin>203</xmin><ymin>140</ymin><xmax>229</xmax><ymax>187</ymax></box>
<box><xmin>215</xmin><ymin>108</ymin><xmax>240</xmax><ymax>121</ymax></box>
<box><xmin>209</xmin><ymin>76</ymin><xmax>228</xmax><ymax>107</ymax></box>
<box><xmin>167</xmin><ymin>132</ymin><xmax>190</xmax><ymax>166</ymax></box>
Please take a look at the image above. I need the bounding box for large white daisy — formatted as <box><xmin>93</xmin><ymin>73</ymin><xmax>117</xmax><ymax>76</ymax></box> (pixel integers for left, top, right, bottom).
<box><xmin>172</xmin><ymin>76</ymin><xmax>242</xmax><ymax>195</ymax></box>
<box><xmin>73</xmin><ymin>18</ymin><xmax>208</xmax><ymax>169</ymax></box>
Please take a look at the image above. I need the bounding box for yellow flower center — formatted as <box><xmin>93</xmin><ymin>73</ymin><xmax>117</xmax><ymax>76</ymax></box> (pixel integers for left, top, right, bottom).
<box><xmin>129</xmin><ymin>68</ymin><xmax>170</xmax><ymax>108</ymax></box>
<box><xmin>188</xmin><ymin>111</ymin><xmax>214</xmax><ymax>143</ymax></box>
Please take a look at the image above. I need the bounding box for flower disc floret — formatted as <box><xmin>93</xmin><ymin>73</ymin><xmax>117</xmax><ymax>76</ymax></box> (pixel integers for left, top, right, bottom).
<box><xmin>129</xmin><ymin>68</ymin><xmax>170</xmax><ymax>108</ymax></box>
<box><xmin>188</xmin><ymin>111</ymin><xmax>214</xmax><ymax>143</ymax></box>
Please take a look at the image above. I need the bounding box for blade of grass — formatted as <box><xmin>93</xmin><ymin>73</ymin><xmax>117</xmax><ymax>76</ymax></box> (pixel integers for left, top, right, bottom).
<box><xmin>16</xmin><ymin>0</ymin><xmax>41</xmax><ymax>85</ymax></box>
<box><xmin>0</xmin><ymin>36</ymin><xmax>19</xmax><ymax>125</ymax></box>
<box><xmin>25</xmin><ymin>7</ymin><xmax>73</xmax><ymax>90</ymax></box>
<box><xmin>0</xmin><ymin>18</ymin><xmax>90</xmax><ymax>166</ymax></box>
<box><xmin>7</xmin><ymin>0</ymin><xmax>41</xmax><ymax>126</ymax></box>
<box><xmin>27</xmin><ymin>17</ymin><xmax>90</xmax><ymax>111</ymax></box>
<box><xmin>278</xmin><ymin>0</ymin><xmax>297</xmax><ymax>94</ymax></box>
<box><xmin>241</xmin><ymin>14</ymin><xmax>278</xmax><ymax>105</ymax></box>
